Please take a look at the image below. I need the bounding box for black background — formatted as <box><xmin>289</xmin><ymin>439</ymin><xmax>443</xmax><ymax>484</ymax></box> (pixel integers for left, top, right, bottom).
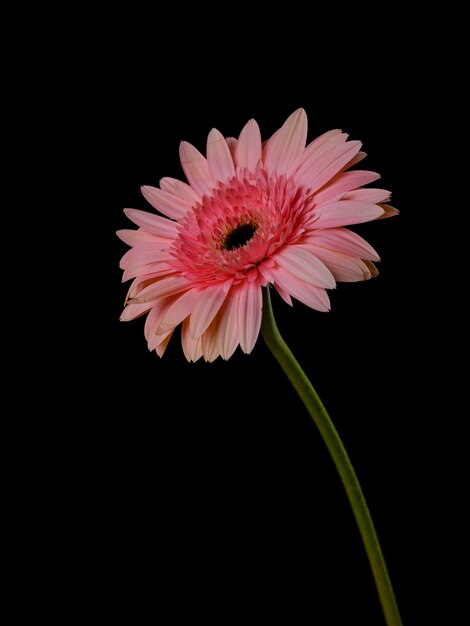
<box><xmin>46</xmin><ymin>19</ymin><xmax>449</xmax><ymax>625</ymax></box>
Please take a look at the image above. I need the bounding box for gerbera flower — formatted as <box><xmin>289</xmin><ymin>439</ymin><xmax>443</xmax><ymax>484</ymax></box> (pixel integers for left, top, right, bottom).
<box><xmin>118</xmin><ymin>109</ymin><xmax>396</xmax><ymax>361</ymax></box>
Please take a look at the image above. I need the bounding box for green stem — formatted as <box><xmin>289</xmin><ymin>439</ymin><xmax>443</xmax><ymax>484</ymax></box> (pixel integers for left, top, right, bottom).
<box><xmin>261</xmin><ymin>287</ymin><xmax>403</xmax><ymax>626</ymax></box>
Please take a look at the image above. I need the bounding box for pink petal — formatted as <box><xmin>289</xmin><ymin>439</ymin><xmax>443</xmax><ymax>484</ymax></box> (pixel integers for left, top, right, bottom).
<box><xmin>149</xmin><ymin>328</ymin><xmax>173</xmax><ymax>352</ymax></box>
<box><xmin>126</xmin><ymin>272</ymin><xmax>168</xmax><ymax>300</ymax></box>
<box><xmin>342</xmin><ymin>188</ymin><xmax>391</xmax><ymax>203</ymax></box>
<box><xmin>305</xmin><ymin>228</ymin><xmax>380</xmax><ymax>261</ymax></box>
<box><xmin>120</xmin><ymin>243</ymin><xmax>171</xmax><ymax>281</ymax></box>
<box><xmin>206</xmin><ymin>128</ymin><xmax>235</xmax><ymax>183</ymax></box>
<box><xmin>149</xmin><ymin>329</ymin><xmax>174</xmax><ymax>352</ymax></box>
<box><xmin>257</xmin><ymin>263</ymin><xmax>275</xmax><ymax>285</ymax></box>
<box><xmin>304</xmin><ymin>129</ymin><xmax>345</xmax><ymax>152</ymax></box>
<box><xmin>264</xmin><ymin>108</ymin><xmax>308</xmax><ymax>174</ymax></box>
<box><xmin>181</xmin><ymin>318</ymin><xmax>203</xmax><ymax>362</ymax></box>
<box><xmin>225</xmin><ymin>137</ymin><xmax>238</xmax><ymax>160</ymax></box>
<box><xmin>157</xmin><ymin>288</ymin><xmax>200</xmax><ymax>334</ymax></box>
<box><xmin>155</xmin><ymin>330</ymin><xmax>174</xmax><ymax>357</ymax></box>
<box><xmin>144</xmin><ymin>303</ymin><xmax>165</xmax><ymax>343</ymax></box>
<box><xmin>289</xmin><ymin>130</ymin><xmax>347</xmax><ymax>177</ymax></box>
<box><xmin>145</xmin><ymin>299</ymin><xmax>179</xmax><ymax>350</ymax></box>
<box><xmin>116</xmin><ymin>228</ymin><xmax>166</xmax><ymax>247</ymax></box>
<box><xmin>273</xmin><ymin>283</ymin><xmax>293</xmax><ymax>306</ymax></box>
<box><xmin>201</xmin><ymin>323</ymin><xmax>221</xmax><ymax>362</ymax></box>
<box><xmin>377</xmin><ymin>204</ymin><xmax>399</xmax><ymax>219</ymax></box>
<box><xmin>124</xmin><ymin>263</ymin><xmax>172</xmax><ymax>286</ymax></box>
<box><xmin>217</xmin><ymin>289</ymin><xmax>240</xmax><ymax>360</ymax></box>
<box><xmin>275</xmin><ymin>245</ymin><xmax>336</xmax><ymax>289</ymax></box>
<box><xmin>296</xmin><ymin>141</ymin><xmax>362</xmax><ymax>192</ymax></box>
<box><xmin>143</xmin><ymin>297</ymin><xmax>177</xmax><ymax>352</ymax></box>
<box><xmin>235</xmin><ymin>119</ymin><xmax>262</xmax><ymax>172</ymax></box>
<box><xmin>346</xmin><ymin>151</ymin><xmax>367</xmax><ymax>168</ymax></box>
<box><xmin>179</xmin><ymin>141</ymin><xmax>216</xmax><ymax>196</ymax></box>
<box><xmin>124</xmin><ymin>209</ymin><xmax>178</xmax><ymax>238</ymax></box>
<box><xmin>271</xmin><ymin>267</ymin><xmax>330</xmax><ymax>312</ymax></box>
<box><xmin>122</xmin><ymin>262</ymin><xmax>170</xmax><ymax>283</ymax></box>
<box><xmin>119</xmin><ymin>243</ymin><xmax>171</xmax><ymax>270</ymax></box>
<box><xmin>309</xmin><ymin>247</ymin><xmax>373</xmax><ymax>282</ymax></box>
<box><xmin>312</xmin><ymin>201</ymin><xmax>384</xmax><ymax>229</ymax></box>
<box><xmin>131</xmin><ymin>275</ymin><xmax>189</xmax><ymax>304</ymax></box>
<box><xmin>120</xmin><ymin>302</ymin><xmax>153</xmax><ymax>321</ymax></box>
<box><xmin>159</xmin><ymin>177</ymin><xmax>201</xmax><ymax>205</ymax></box>
<box><xmin>313</xmin><ymin>170</ymin><xmax>381</xmax><ymax>205</ymax></box>
<box><xmin>125</xmin><ymin>273</ymin><xmax>163</xmax><ymax>301</ymax></box>
<box><xmin>237</xmin><ymin>282</ymin><xmax>262</xmax><ymax>354</ymax></box>
<box><xmin>189</xmin><ymin>283</ymin><xmax>230</xmax><ymax>339</ymax></box>
<box><xmin>141</xmin><ymin>185</ymin><xmax>190</xmax><ymax>220</ymax></box>
<box><xmin>262</xmin><ymin>128</ymin><xmax>280</xmax><ymax>161</ymax></box>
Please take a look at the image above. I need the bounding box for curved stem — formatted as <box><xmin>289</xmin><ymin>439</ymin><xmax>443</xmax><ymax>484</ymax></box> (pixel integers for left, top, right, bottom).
<box><xmin>261</xmin><ymin>287</ymin><xmax>403</xmax><ymax>626</ymax></box>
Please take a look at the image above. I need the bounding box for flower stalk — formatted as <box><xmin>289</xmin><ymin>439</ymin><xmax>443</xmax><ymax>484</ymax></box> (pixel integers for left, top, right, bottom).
<box><xmin>261</xmin><ymin>286</ymin><xmax>403</xmax><ymax>626</ymax></box>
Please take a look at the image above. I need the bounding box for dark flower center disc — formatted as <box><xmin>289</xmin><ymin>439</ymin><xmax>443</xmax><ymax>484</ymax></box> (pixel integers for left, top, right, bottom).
<box><xmin>223</xmin><ymin>223</ymin><xmax>257</xmax><ymax>251</ymax></box>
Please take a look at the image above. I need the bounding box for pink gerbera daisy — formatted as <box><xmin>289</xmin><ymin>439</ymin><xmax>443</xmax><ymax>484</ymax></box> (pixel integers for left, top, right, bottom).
<box><xmin>118</xmin><ymin>109</ymin><xmax>396</xmax><ymax>361</ymax></box>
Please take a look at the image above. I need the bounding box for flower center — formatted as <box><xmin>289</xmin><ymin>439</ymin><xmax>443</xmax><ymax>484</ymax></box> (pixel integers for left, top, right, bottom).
<box><xmin>170</xmin><ymin>171</ymin><xmax>312</xmax><ymax>285</ymax></box>
<box><xmin>223</xmin><ymin>222</ymin><xmax>258</xmax><ymax>251</ymax></box>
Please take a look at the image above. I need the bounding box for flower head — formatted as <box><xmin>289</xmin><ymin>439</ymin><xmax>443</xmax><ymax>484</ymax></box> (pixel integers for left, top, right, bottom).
<box><xmin>118</xmin><ymin>109</ymin><xmax>396</xmax><ymax>361</ymax></box>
